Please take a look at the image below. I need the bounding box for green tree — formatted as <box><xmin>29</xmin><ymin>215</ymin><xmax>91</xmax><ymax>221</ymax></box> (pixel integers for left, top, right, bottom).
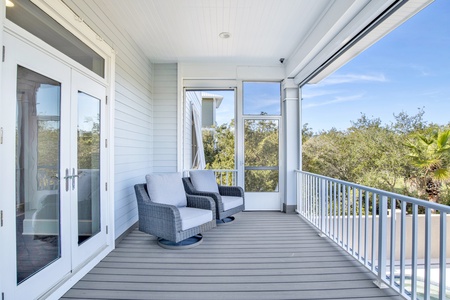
<box><xmin>405</xmin><ymin>129</ymin><xmax>450</xmax><ymax>205</ymax></box>
<box><xmin>244</xmin><ymin>120</ymin><xmax>279</xmax><ymax>192</ymax></box>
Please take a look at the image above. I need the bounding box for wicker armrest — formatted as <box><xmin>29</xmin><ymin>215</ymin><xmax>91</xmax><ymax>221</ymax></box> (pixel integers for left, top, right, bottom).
<box><xmin>218</xmin><ymin>185</ymin><xmax>244</xmax><ymax>197</ymax></box>
<box><xmin>134</xmin><ymin>184</ymin><xmax>182</xmax><ymax>233</ymax></box>
<box><xmin>187</xmin><ymin>195</ymin><xmax>216</xmax><ymax>219</ymax></box>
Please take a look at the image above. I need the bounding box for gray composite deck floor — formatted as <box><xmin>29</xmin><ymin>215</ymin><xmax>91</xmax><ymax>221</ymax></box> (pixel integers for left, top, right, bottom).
<box><xmin>62</xmin><ymin>212</ymin><xmax>402</xmax><ymax>300</ymax></box>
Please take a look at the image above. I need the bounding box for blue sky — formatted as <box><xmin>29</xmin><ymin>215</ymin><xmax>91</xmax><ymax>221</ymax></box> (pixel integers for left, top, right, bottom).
<box><xmin>302</xmin><ymin>0</ymin><xmax>450</xmax><ymax>132</ymax></box>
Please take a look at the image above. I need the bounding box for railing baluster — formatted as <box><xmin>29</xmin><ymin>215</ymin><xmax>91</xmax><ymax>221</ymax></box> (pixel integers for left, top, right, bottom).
<box><xmin>375</xmin><ymin>195</ymin><xmax>387</xmax><ymax>287</ymax></box>
<box><xmin>439</xmin><ymin>212</ymin><xmax>447</xmax><ymax>300</ymax></box>
<box><xmin>371</xmin><ymin>193</ymin><xmax>376</xmax><ymax>273</ymax></box>
<box><xmin>390</xmin><ymin>197</ymin><xmax>396</xmax><ymax>287</ymax></box>
<box><xmin>338</xmin><ymin>183</ymin><xmax>341</xmax><ymax>246</ymax></box>
<box><xmin>411</xmin><ymin>204</ymin><xmax>418</xmax><ymax>299</ymax></box>
<box><xmin>326</xmin><ymin>181</ymin><xmax>330</xmax><ymax>235</ymax></box>
<box><xmin>400</xmin><ymin>201</ymin><xmax>406</xmax><ymax>296</ymax></box>
<box><xmin>341</xmin><ymin>184</ymin><xmax>345</xmax><ymax>249</ymax></box>
<box><xmin>313</xmin><ymin>176</ymin><xmax>316</xmax><ymax>225</ymax></box>
<box><xmin>347</xmin><ymin>185</ymin><xmax>351</xmax><ymax>252</ymax></box>
<box><xmin>364</xmin><ymin>190</ymin><xmax>369</xmax><ymax>266</ymax></box>
<box><xmin>320</xmin><ymin>178</ymin><xmax>326</xmax><ymax>235</ymax></box>
<box><xmin>352</xmin><ymin>187</ymin><xmax>356</xmax><ymax>256</ymax></box>
<box><xmin>334</xmin><ymin>182</ymin><xmax>337</xmax><ymax>241</ymax></box>
<box><xmin>358</xmin><ymin>189</ymin><xmax>362</xmax><ymax>261</ymax></box>
<box><xmin>308</xmin><ymin>174</ymin><xmax>311</xmax><ymax>217</ymax></box>
<box><xmin>424</xmin><ymin>207</ymin><xmax>431</xmax><ymax>300</ymax></box>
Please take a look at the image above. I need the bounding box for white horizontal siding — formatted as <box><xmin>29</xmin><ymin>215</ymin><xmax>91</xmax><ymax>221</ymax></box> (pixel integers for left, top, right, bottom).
<box><xmin>153</xmin><ymin>64</ymin><xmax>178</xmax><ymax>173</ymax></box>
<box><xmin>63</xmin><ymin>1</ymin><xmax>154</xmax><ymax>239</ymax></box>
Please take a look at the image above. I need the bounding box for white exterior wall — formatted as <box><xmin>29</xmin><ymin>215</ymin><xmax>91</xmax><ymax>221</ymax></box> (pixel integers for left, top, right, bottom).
<box><xmin>153</xmin><ymin>64</ymin><xmax>178</xmax><ymax>173</ymax></box>
<box><xmin>62</xmin><ymin>1</ymin><xmax>154</xmax><ymax>239</ymax></box>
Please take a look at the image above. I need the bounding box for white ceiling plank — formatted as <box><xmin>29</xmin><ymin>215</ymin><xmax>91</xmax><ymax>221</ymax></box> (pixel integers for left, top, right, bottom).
<box><xmin>62</xmin><ymin>0</ymin><xmax>433</xmax><ymax>83</ymax></box>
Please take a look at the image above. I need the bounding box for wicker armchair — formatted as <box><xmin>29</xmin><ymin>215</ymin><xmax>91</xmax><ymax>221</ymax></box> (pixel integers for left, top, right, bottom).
<box><xmin>134</xmin><ymin>173</ymin><xmax>216</xmax><ymax>248</ymax></box>
<box><xmin>182</xmin><ymin>170</ymin><xmax>244</xmax><ymax>223</ymax></box>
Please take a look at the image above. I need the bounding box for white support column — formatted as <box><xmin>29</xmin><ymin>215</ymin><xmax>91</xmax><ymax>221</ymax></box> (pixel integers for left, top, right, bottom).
<box><xmin>282</xmin><ymin>79</ymin><xmax>299</xmax><ymax>213</ymax></box>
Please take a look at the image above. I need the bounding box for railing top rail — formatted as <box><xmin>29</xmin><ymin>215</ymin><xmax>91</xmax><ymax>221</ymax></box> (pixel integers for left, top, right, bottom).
<box><xmin>295</xmin><ymin>170</ymin><xmax>450</xmax><ymax>213</ymax></box>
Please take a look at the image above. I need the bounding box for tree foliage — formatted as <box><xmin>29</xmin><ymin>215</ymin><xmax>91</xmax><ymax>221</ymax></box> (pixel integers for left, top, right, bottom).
<box><xmin>202</xmin><ymin>119</ymin><xmax>279</xmax><ymax>192</ymax></box>
<box><xmin>405</xmin><ymin>129</ymin><xmax>450</xmax><ymax>204</ymax></box>
<box><xmin>302</xmin><ymin>110</ymin><xmax>450</xmax><ymax>207</ymax></box>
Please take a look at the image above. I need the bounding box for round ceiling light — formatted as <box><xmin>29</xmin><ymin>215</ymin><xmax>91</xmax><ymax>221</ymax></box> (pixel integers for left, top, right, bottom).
<box><xmin>219</xmin><ymin>32</ymin><xmax>231</xmax><ymax>39</ymax></box>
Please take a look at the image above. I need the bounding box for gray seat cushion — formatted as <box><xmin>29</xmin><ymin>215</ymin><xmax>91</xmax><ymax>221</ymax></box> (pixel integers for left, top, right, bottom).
<box><xmin>189</xmin><ymin>170</ymin><xmax>219</xmax><ymax>193</ymax></box>
<box><xmin>178</xmin><ymin>207</ymin><xmax>213</xmax><ymax>230</ymax></box>
<box><xmin>221</xmin><ymin>196</ymin><xmax>244</xmax><ymax>211</ymax></box>
<box><xmin>145</xmin><ymin>173</ymin><xmax>187</xmax><ymax>207</ymax></box>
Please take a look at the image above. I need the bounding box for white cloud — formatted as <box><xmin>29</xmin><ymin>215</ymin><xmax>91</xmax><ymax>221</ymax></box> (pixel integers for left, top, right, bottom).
<box><xmin>317</xmin><ymin>73</ymin><xmax>387</xmax><ymax>86</ymax></box>
<box><xmin>301</xmin><ymin>89</ymin><xmax>341</xmax><ymax>99</ymax></box>
<box><xmin>409</xmin><ymin>64</ymin><xmax>433</xmax><ymax>76</ymax></box>
<box><xmin>303</xmin><ymin>94</ymin><xmax>364</xmax><ymax>109</ymax></box>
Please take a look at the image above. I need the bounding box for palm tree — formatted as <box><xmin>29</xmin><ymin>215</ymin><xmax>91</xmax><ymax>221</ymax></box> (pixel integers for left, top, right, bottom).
<box><xmin>405</xmin><ymin>129</ymin><xmax>450</xmax><ymax>207</ymax></box>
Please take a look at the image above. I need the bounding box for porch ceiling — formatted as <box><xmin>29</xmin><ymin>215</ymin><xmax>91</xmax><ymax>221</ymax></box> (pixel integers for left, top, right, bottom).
<box><xmin>63</xmin><ymin>0</ymin><xmax>432</xmax><ymax>84</ymax></box>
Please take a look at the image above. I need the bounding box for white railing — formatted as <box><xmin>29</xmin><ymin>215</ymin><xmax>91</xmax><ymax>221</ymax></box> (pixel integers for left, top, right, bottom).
<box><xmin>183</xmin><ymin>169</ymin><xmax>237</xmax><ymax>186</ymax></box>
<box><xmin>295</xmin><ymin>170</ymin><xmax>450</xmax><ymax>300</ymax></box>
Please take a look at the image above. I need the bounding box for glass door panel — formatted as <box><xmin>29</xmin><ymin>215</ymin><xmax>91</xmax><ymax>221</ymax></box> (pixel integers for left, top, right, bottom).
<box><xmin>77</xmin><ymin>92</ymin><xmax>101</xmax><ymax>245</ymax></box>
<box><xmin>70</xmin><ymin>70</ymin><xmax>107</xmax><ymax>269</ymax></box>
<box><xmin>244</xmin><ymin>119</ymin><xmax>279</xmax><ymax>192</ymax></box>
<box><xmin>16</xmin><ymin>66</ymin><xmax>62</xmax><ymax>284</ymax></box>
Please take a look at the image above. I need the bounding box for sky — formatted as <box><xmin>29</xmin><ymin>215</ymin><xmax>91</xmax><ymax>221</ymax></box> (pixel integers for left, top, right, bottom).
<box><xmin>302</xmin><ymin>0</ymin><xmax>450</xmax><ymax>132</ymax></box>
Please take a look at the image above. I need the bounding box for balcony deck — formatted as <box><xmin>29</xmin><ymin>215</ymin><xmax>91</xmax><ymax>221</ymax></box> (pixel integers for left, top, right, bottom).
<box><xmin>61</xmin><ymin>212</ymin><xmax>402</xmax><ymax>300</ymax></box>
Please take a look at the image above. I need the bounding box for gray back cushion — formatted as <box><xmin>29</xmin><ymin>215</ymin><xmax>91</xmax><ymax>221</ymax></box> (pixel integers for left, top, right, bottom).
<box><xmin>190</xmin><ymin>170</ymin><xmax>219</xmax><ymax>193</ymax></box>
<box><xmin>145</xmin><ymin>173</ymin><xmax>187</xmax><ymax>207</ymax></box>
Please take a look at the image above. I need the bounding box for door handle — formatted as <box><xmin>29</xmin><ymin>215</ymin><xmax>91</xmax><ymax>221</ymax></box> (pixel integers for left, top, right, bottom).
<box><xmin>63</xmin><ymin>168</ymin><xmax>71</xmax><ymax>192</ymax></box>
<box><xmin>72</xmin><ymin>168</ymin><xmax>79</xmax><ymax>190</ymax></box>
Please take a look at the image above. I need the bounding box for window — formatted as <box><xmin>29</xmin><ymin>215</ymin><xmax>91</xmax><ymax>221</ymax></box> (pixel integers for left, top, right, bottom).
<box><xmin>243</xmin><ymin>82</ymin><xmax>281</xmax><ymax>115</ymax></box>
<box><xmin>6</xmin><ymin>0</ymin><xmax>105</xmax><ymax>77</ymax></box>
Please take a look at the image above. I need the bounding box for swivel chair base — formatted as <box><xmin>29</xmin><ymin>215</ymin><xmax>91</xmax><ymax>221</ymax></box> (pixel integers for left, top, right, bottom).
<box><xmin>217</xmin><ymin>216</ymin><xmax>235</xmax><ymax>225</ymax></box>
<box><xmin>157</xmin><ymin>234</ymin><xmax>203</xmax><ymax>250</ymax></box>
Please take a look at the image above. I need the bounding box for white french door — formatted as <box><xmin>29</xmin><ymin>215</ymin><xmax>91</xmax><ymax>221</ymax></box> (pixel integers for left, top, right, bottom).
<box><xmin>0</xmin><ymin>32</ymin><xmax>107</xmax><ymax>299</ymax></box>
<box><xmin>70</xmin><ymin>70</ymin><xmax>107</xmax><ymax>268</ymax></box>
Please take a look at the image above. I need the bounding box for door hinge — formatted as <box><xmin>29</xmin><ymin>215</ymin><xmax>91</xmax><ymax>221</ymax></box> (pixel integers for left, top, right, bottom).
<box><xmin>106</xmin><ymin>225</ymin><xmax>109</xmax><ymax>234</ymax></box>
<box><xmin>105</xmin><ymin>96</ymin><xmax>108</xmax><ymax>105</ymax></box>
<box><xmin>2</xmin><ymin>46</ymin><xmax>5</xmax><ymax>62</ymax></box>
<box><xmin>1</xmin><ymin>210</ymin><xmax>3</xmax><ymax>227</ymax></box>
<box><xmin>105</xmin><ymin>182</ymin><xmax>108</xmax><ymax>191</ymax></box>
<box><xmin>2</xmin><ymin>291</ymin><xmax>4</xmax><ymax>300</ymax></box>
<box><xmin>0</xmin><ymin>127</ymin><xmax>3</xmax><ymax>144</ymax></box>
<box><xmin>105</xmin><ymin>139</ymin><xmax>108</xmax><ymax>148</ymax></box>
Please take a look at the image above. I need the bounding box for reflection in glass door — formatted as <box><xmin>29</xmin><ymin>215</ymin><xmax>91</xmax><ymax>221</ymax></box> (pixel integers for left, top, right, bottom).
<box><xmin>77</xmin><ymin>92</ymin><xmax>101</xmax><ymax>245</ymax></box>
<box><xmin>15</xmin><ymin>66</ymin><xmax>62</xmax><ymax>283</ymax></box>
